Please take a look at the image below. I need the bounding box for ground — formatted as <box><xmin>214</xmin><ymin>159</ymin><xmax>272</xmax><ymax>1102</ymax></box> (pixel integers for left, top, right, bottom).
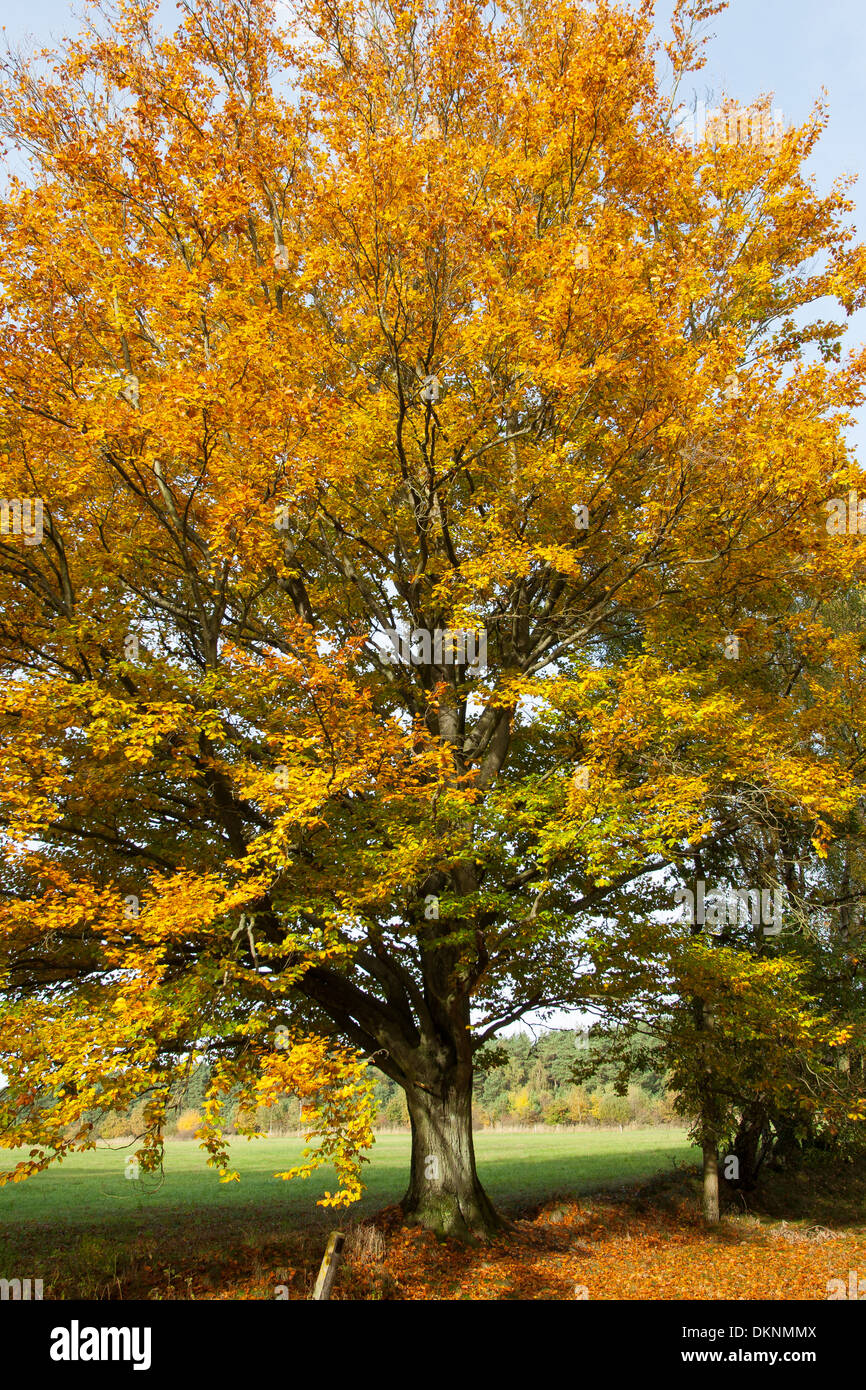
<box><xmin>1</xmin><ymin>1127</ymin><xmax>863</xmax><ymax>1299</ymax></box>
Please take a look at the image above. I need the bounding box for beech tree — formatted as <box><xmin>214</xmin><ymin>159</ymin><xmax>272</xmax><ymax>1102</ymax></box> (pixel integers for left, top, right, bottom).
<box><xmin>1</xmin><ymin>0</ymin><xmax>866</xmax><ymax>1235</ymax></box>
<box><xmin>583</xmin><ymin>893</ymin><xmax>866</xmax><ymax>1223</ymax></box>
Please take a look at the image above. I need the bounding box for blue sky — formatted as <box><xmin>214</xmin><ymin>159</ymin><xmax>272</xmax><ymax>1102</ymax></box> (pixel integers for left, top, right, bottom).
<box><xmin>8</xmin><ymin>0</ymin><xmax>865</xmax><ymax>195</ymax></box>
<box><xmin>8</xmin><ymin>0</ymin><xmax>865</xmax><ymax>175</ymax></box>
<box><xmin>657</xmin><ymin>0</ymin><xmax>866</xmax><ymax>439</ymax></box>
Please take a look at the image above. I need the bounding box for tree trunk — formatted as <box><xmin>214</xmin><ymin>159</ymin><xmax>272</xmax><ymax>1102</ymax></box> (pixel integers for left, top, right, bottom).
<box><xmin>402</xmin><ymin>1067</ymin><xmax>503</xmax><ymax>1240</ymax></box>
<box><xmin>731</xmin><ymin>1102</ymin><xmax>770</xmax><ymax>1190</ymax></box>
<box><xmin>702</xmin><ymin>1143</ymin><xmax>720</xmax><ymax>1224</ymax></box>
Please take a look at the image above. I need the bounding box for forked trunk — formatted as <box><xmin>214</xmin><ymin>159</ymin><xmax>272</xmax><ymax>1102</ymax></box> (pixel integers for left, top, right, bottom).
<box><xmin>402</xmin><ymin>1069</ymin><xmax>503</xmax><ymax>1240</ymax></box>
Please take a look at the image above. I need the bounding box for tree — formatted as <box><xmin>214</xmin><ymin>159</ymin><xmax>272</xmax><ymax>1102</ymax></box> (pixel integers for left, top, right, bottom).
<box><xmin>579</xmin><ymin>813</ymin><xmax>866</xmax><ymax>1222</ymax></box>
<box><xmin>1</xmin><ymin>0</ymin><xmax>865</xmax><ymax>1236</ymax></box>
<box><xmin>665</xmin><ymin>943</ymin><xmax>861</xmax><ymax>1220</ymax></box>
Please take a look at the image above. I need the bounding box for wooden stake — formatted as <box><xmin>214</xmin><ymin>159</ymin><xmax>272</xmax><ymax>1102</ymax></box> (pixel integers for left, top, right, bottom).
<box><xmin>311</xmin><ymin>1231</ymin><xmax>345</xmax><ymax>1301</ymax></box>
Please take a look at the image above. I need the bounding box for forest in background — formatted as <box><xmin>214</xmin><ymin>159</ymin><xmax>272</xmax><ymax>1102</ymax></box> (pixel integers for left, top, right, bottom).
<box><xmin>82</xmin><ymin>1029</ymin><xmax>677</xmax><ymax>1139</ymax></box>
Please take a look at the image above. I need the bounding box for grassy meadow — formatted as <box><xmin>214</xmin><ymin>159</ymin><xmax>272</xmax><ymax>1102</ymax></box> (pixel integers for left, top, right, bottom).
<box><xmin>0</xmin><ymin>1126</ymin><xmax>696</xmax><ymax>1298</ymax></box>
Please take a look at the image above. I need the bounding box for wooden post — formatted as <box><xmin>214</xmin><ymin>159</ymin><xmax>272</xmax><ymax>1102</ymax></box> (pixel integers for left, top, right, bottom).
<box><xmin>311</xmin><ymin>1231</ymin><xmax>345</xmax><ymax>1301</ymax></box>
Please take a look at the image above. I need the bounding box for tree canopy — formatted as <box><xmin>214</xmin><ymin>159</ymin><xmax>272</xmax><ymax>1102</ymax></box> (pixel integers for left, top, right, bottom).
<box><xmin>1</xmin><ymin>0</ymin><xmax>865</xmax><ymax>1234</ymax></box>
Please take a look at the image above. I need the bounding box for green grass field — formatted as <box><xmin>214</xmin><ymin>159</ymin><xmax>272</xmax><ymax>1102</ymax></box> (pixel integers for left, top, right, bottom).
<box><xmin>0</xmin><ymin>1127</ymin><xmax>697</xmax><ymax>1298</ymax></box>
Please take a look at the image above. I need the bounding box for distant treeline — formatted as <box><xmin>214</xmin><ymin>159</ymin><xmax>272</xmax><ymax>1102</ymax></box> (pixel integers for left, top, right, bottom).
<box><xmin>86</xmin><ymin>1029</ymin><xmax>678</xmax><ymax>1138</ymax></box>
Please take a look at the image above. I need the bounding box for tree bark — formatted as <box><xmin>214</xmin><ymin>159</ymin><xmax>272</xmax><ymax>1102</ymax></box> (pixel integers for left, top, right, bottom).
<box><xmin>401</xmin><ymin>1066</ymin><xmax>503</xmax><ymax>1240</ymax></box>
<box><xmin>288</xmin><ymin>871</ymin><xmax>508</xmax><ymax>1241</ymax></box>
<box><xmin>702</xmin><ymin>1143</ymin><xmax>720</xmax><ymax>1224</ymax></box>
<box><xmin>731</xmin><ymin>1102</ymin><xmax>770</xmax><ymax>1190</ymax></box>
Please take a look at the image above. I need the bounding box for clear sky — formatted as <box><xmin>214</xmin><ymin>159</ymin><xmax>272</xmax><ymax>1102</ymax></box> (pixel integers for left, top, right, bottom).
<box><xmin>655</xmin><ymin>0</ymin><xmax>866</xmax><ymax>456</ymax></box>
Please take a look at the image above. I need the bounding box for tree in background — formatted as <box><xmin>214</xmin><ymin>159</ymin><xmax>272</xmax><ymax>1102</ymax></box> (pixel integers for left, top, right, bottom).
<box><xmin>582</xmin><ymin>844</ymin><xmax>866</xmax><ymax>1222</ymax></box>
<box><xmin>1</xmin><ymin>0</ymin><xmax>865</xmax><ymax>1236</ymax></box>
